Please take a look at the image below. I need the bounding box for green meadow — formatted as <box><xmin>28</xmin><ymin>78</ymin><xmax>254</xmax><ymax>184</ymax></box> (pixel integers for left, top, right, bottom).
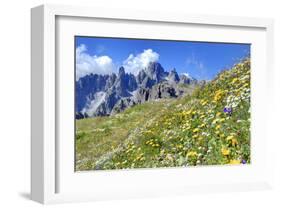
<box><xmin>76</xmin><ymin>59</ymin><xmax>251</xmax><ymax>171</ymax></box>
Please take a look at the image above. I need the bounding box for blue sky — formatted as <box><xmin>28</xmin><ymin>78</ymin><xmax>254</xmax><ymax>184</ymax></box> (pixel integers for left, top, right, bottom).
<box><xmin>75</xmin><ymin>36</ymin><xmax>250</xmax><ymax>80</ymax></box>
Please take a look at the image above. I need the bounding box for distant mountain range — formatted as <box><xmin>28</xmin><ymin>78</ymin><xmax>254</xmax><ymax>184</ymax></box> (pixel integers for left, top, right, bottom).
<box><xmin>76</xmin><ymin>62</ymin><xmax>200</xmax><ymax>119</ymax></box>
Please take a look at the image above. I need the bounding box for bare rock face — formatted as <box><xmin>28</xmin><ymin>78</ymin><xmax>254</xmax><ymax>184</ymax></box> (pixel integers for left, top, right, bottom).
<box><xmin>105</xmin><ymin>73</ymin><xmax>117</xmax><ymax>89</ymax></box>
<box><xmin>167</xmin><ymin>68</ymin><xmax>180</xmax><ymax>84</ymax></box>
<box><xmin>136</xmin><ymin>62</ymin><xmax>168</xmax><ymax>88</ymax></box>
<box><xmin>93</xmin><ymin>89</ymin><xmax>120</xmax><ymax>116</ymax></box>
<box><xmin>115</xmin><ymin>67</ymin><xmax>138</xmax><ymax>97</ymax></box>
<box><xmin>111</xmin><ymin>97</ymin><xmax>136</xmax><ymax>115</ymax></box>
<box><xmin>134</xmin><ymin>88</ymin><xmax>150</xmax><ymax>103</ymax></box>
<box><xmin>76</xmin><ymin>62</ymin><xmax>199</xmax><ymax>118</ymax></box>
<box><xmin>179</xmin><ymin>74</ymin><xmax>197</xmax><ymax>85</ymax></box>
<box><xmin>149</xmin><ymin>82</ymin><xmax>177</xmax><ymax>100</ymax></box>
<box><xmin>112</xmin><ymin>83</ymin><xmax>179</xmax><ymax>114</ymax></box>
<box><xmin>75</xmin><ymin>74</ymin><xmax>110</xmax><ymax>113</ymax></box>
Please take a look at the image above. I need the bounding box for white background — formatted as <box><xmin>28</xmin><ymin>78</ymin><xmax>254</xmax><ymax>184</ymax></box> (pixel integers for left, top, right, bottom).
<box><xmin>0</xmin><ymin>0</ymin><xmax>280</xmax><ymax>208</ymax></box>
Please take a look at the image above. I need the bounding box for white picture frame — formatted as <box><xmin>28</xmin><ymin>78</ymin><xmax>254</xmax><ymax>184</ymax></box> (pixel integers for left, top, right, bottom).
<box><xmin>31</xmin><ymin>4</ymin><xmax>274</xmax><ymax>204</ymax></box>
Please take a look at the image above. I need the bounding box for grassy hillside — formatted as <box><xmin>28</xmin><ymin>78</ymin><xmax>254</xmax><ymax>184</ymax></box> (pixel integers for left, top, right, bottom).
<box><xmin>76</xmin><ymin>58</ymin><xmax>250</xmax><ymax>171</ymax></box>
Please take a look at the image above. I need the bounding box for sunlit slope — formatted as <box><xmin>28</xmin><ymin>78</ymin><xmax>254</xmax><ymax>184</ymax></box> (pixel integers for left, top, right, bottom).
<box><xmin>76</xmin><ymin>58</ymin><xmax>250</xmax><ymax>171</ymax></box>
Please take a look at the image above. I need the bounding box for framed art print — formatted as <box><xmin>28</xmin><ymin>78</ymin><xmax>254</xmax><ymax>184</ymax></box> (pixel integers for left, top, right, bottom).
<box><xmin>31</xmin><ymin>4</ymin><xmax>274</xmax><ymax>204</ymax></box>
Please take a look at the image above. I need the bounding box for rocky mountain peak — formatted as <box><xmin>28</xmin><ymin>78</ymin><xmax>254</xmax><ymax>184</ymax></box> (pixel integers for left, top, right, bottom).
<box><xmin>167</xmin><ymin>68</ymin><xmax>180</xmax><ymax>83</ymax></box>
<box><xmin>145</xmin><ymin>62</ymin><xmax>166</xmax><ymax>80</ymax></box>
<box><xmin>118</xmin><ymin>66</ymin><xmax>125</xmax><ymax>77</ymax></box>
<box><xmin>179</xmin><ymin>74</ymin><xmax>196</xmax><ymax>85</ymax></box>
<box><xmin>136</xmin><ymin>62</ymin><xmax>168</xmax><ymax>88</ymax></box>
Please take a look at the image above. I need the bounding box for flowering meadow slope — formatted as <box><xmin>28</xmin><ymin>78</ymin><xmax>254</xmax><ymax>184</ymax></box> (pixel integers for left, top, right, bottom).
<box><xmin>76</xmin><ymin>58</ymin><xmax>251</xmax><ymax>170</ymax></box>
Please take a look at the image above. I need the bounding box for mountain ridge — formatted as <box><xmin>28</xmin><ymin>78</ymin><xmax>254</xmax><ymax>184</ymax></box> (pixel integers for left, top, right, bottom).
<box><xmin>76</xmin><ymin>62</ymin><xmax>198</xmax><ymax>118</ymax></box>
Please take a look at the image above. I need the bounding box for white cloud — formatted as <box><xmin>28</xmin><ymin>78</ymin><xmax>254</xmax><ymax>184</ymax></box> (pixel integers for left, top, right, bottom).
<box><xmin>185</xmin><ymin>53</ymin><xmax>209</xmax><ymax>80</ymax></box>
<box><xmin>76</xmin><ymin>44</ymin><xmax>115</xmax><ymax>80</ymax></box>
<box><xmin>123</xmin><ymin>49</ymin><xmax>159</xmax><ymax>75</ymax></box>
<box><xmin>186</xmin><ymin>53</ymin><xmax>204</xmax><ymax>70</ymax></box>
<box><xmin>181</xmin><ymin>73</ymin><xmax>191</xmax><ymax>78</ymax></box>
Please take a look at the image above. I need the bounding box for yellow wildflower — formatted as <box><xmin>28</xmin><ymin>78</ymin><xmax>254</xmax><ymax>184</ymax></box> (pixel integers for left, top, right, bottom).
<box><xmin>229</xmin><ymin>159</ymin><xmax>240</xmax><ymax>165</ymax></box>
<box><xmin>199</xmin><ymin>123</ymin><xmax>206</xmax><ymax>128</ymax></box>
<box><xmin>215</xmin><ymin>125</ymin><xmax>221</xmax><ymax>130</ymax></box>
<box><xmin>243</xmin><ymin>83</ymin><xmax>249</xmax><ymax>87</ymax></box>
<box><xmin>231</xmin><ymin>78</ymin><xmax>239</xmax><ymax>84</ymax></box>
<box><xmin>214</xmin><ymin>90</ymin><xmax>224</xmax><ymax>102</ymax></box>
<box><xmin>219</xmin><ymin>118</ymin><xmax>226</xmax><ymax>122</ymax></box>
<box><xmin>187</xmin><ymin>151</ymin><xmax>198</xmax><ymax>158</ymax></box>
<box><xmin>226</xmin><ymin>135</ymin><xmax>238</xmax><ymax>146</ymax></box>
<box><xmin>182</xmin><ymin>110</ymin><xmax>189</xmax><ymax>116</ymax></box>
<box><xmin>231</xmin><ymin>138</ymin><xmax>238</xmax><ymax>146</ymax></box>
<box><xmin>212</xmin><ymin>118</ymin><xmax>220</xmax><ymax>124</ymax></box>
<box><xmin>192</xmin><ymin>134</ymin><xmax>198</xmax><ymax>139</ymax></box>
<box><xmin>221</xmin><ymin>147</ymin><xmax>230</xmax><ymax>156</ymax></box>
<box><xmin>184</xmin><ymin>125</ymin><xmax>191</xmax><ymax>130</ymax></box>
<box><xmin>201</xmin><ymin>100</ymin><xmax>208</xmax><ymax>106</ymax></box>
<box><xmin>226</xmin><ymin>135</ymin><xmax>234</xmax><ymax>140</ymax></box>
<box><xmin>186</xmin><ymin>110</ymin><xmax>192</xmax><ymax>115</ymax></box>
<box><xmin>193</xmin><ymin>128</ymin><xmax>200</xmax><ymax>133</ymax></box>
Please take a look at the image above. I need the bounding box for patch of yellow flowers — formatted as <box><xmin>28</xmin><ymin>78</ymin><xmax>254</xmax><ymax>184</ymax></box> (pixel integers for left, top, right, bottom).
<box><xmin>221</xmin><ymin>147</ymin><xmax>230</xmax><ymax>156</ymax></box>
<box><xmin>226</xmin><ymin>135</ymin><xmax>238</xmax><ymax>146</ymax></box>
<box><xmin>228</xmin><ymin>159</ymin><xmax>240</xmax><ymax>165</ymax></box>
<box><xmin>193</xmin><ymin>128</ymin><xmax>200</xmax><ymax>133</ymax></box>
<box><xmin>145</xmin><ymin>139</ymin><xmax>160</xmax><ymax>147</ymax></box>
<box><xmin>213</xmin><ymin>89</ymin><xmax>224</xmax><ymax>102</ymax></box>
<box><xmin>187</xmin><ymin>151</ymin><xmax>198</xmax><ymax>158</ymax></box>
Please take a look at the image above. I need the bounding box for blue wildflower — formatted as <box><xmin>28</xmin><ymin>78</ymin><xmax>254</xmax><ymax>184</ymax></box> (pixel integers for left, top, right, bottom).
<box><xmin>241</xmin><ymin>159</ymin><xmax>247</xmax><ymax>164</ymax></box>
<box><xmin>223</xmin><ymin>107</ymin><xmax>232</xmax><ymax>115</ymax></box>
